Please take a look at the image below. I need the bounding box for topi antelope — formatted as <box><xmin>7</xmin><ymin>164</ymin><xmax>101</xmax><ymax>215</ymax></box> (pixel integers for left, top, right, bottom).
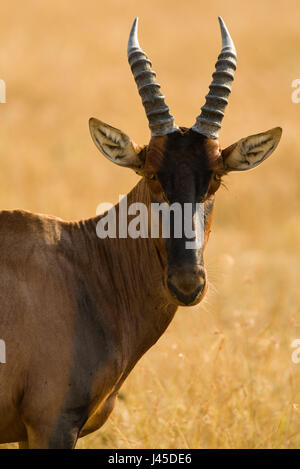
<box><xmin>0</xmin><ymin>17</ymin><xmax>281</xmax><ymax>449</ymax></box>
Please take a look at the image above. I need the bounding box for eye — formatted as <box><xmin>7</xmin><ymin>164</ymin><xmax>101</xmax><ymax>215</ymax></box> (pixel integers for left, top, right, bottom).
<box><xmin>147</xmin><ymin>173</ymin><xmax>158</xmax><ymax>181</ymax></box>
<box><xmin>213</xmin><ymin>173</ymin><xmax>222</xmax><ymax>183</ymax></box>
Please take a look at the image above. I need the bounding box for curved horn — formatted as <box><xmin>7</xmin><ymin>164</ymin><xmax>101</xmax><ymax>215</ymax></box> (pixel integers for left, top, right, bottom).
<box><xmin>127</xmin><ymin>18</ymin><xmax>178</xmax><ymax>136</ymax></box>
<box><xmin>192</xmin><ymin>17</ymin><xmax>237</xmax><ymax>139</ymax></box>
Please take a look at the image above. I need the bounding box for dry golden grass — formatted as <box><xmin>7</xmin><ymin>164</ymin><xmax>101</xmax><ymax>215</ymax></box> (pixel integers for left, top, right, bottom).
<box><xmin>1</xmin><ymin>0</ymin><xmax>300</xmax><ymax>449</ymax></box>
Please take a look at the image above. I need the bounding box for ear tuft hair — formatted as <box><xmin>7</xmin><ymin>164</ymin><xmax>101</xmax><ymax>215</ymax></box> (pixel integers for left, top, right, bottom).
<box><xmin>222</xmin><ymin>127</ymin><xmax>282</xmax><ymax>172</ymax></box>
<box><xmin>89</xmin><ymin>118</ymin><xmax>145</xmax><ymax>169</ymax></box>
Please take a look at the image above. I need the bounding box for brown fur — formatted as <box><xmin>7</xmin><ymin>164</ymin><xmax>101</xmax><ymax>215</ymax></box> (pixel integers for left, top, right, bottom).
<box><xmin>0</xmin><ymin>178</ymin><xmax>210</xmax><ymax>448</ymax></box>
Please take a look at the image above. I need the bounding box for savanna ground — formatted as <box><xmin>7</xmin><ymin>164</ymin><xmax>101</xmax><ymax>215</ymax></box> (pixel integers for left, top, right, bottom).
<box><xmin>0</xmin><ymin>0</ymin><xmax>300</xmax><ymax>449</ymax></box>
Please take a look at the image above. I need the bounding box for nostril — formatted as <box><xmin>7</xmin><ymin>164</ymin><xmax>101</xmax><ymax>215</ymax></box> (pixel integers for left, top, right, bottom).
<box><xmin>198</xmin><ymin>271</ymin><xmax>205</xmax><ymax>284</ymax></box>
<box><xmin>167</xmin><ymin>268</ymin><xmax>206</xmax><ymax>296</ymax></box>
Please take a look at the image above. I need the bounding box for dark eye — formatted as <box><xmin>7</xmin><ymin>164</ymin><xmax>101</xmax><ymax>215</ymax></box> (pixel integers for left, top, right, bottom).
<box><xmin>213</xmin><ymin>174</ymin><xmax>222</xmax><ymax>182</ymax></box>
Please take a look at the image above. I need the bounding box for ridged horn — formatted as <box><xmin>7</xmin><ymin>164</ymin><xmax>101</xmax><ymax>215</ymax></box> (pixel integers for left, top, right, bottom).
<box><xmin>192</xmin><ymin>17</ymin><xmax>237</xmax><ymax>139</ymax></box>
<box><xmin>127</xmin><ymin>18</ymin><xmax>178</xmax><ymax>137</ymax></box>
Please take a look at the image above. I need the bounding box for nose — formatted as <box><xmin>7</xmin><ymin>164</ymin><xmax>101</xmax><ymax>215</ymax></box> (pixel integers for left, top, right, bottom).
<box><xmin>166</xmin><ymin>265</ymin><xmax>207</xmax><ymax>305</ymax></box>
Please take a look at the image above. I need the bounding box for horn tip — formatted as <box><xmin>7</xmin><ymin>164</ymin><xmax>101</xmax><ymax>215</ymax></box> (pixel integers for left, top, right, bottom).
<box><xmin>217</xmin><ymin>16</ymin><xmax>236</xmax><ymax>55</ymax></box>
<box><xmin>128</xmin><ymin>17</ymin><xmax>140</xmax><ymax>55</ymax></box>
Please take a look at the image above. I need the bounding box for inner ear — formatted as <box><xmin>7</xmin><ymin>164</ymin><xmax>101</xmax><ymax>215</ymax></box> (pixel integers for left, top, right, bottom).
<box><xmin>221</xmin><ymin>127</ymin><xmax>282</xmax><ymax>172</ymax></box>
<box><xmin>89</xmin><ymin>118</ymin><xmax>145</xmax><ymax>170</ymax></box>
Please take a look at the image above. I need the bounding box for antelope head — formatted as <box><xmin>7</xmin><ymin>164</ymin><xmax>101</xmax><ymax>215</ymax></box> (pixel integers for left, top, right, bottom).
<box><xmin>89</xmin><ymin>17</ymin><xmax>282</xmax><ymax>307</ymax></box>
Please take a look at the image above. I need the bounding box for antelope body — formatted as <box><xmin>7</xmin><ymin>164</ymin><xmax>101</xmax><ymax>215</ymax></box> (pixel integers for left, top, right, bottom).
<box><xmin>0</xmin><ymin>18</ymin><xmax>281</xmax><ymax>448</ymax></box>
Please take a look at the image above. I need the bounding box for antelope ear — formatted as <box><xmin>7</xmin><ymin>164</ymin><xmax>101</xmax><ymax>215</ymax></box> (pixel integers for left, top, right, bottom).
<box><xmin>221</xmin><ymin>127</ymin><xmax>282</xmax><ymax>172</ymax></box>
<box><xmin>89</xmin><ymin>118</ymin><xmax>145</xmax><ymax>170</ymax></box>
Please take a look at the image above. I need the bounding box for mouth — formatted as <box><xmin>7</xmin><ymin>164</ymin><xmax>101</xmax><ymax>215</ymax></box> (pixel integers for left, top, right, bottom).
<box><xmin>166</xmin><ymin>280</ymin><xmax>206</xmax><ymax>306</ymax></box>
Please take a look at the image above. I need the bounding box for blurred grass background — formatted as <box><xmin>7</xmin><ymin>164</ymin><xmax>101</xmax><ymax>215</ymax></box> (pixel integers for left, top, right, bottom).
<box><xmin>1</xmin><ymin>0</ymin><xmax>300</xmax><ymax>448</ymax></box>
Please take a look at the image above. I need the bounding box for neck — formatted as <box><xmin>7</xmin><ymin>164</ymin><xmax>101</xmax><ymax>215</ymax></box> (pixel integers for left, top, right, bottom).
<box><xmin>72</xmin><ymin>178</ymin><xmax>177</xmax><ymax>364</ymax></box>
